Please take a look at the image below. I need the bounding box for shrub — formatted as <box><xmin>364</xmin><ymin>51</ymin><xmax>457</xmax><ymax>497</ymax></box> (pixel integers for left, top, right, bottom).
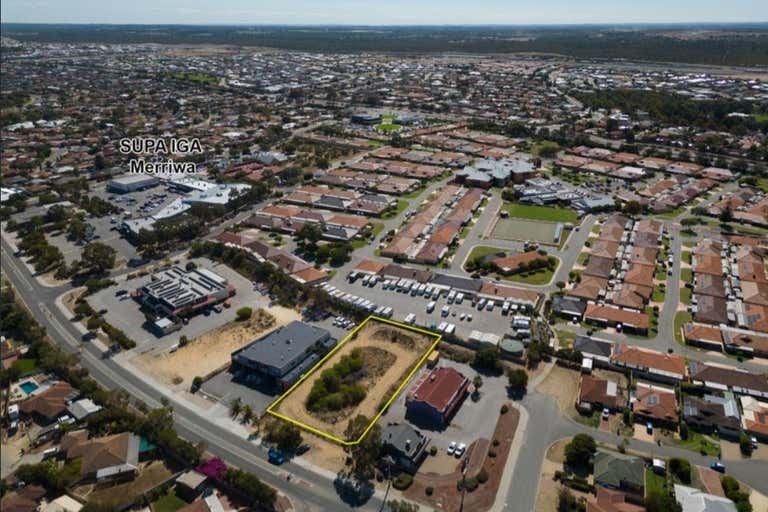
<box><xmin>476</xmin><ymin>468</ymin><xmax>489</xmax><ymax>484</ymax></box>
<box><xmin>392</xmin><ymin>474</ymin><xmax>413</xmax><ymax>491</ymax></box>
<box><xmin>669</xmin><ymin>457</ymin><xmax>692</xmax><ymax>484</ymax></box>
<box><xmin>236</xmin><ymin>307</ymin><xmax>253</xmax><ymax>321</ymax></box>
<box><xmin>191</xmin><ymin>376</ymin><xmax>203</xmax><ymax>392</ymax></box>
<box><xmin>425</xmin><ymin>486</ymin><xmax>433</xmax><ymax>496</ymax></box>
<box><xmin>429</xmin><ymin>446</ymin><xmax>437</xmax><ymax>456</ymax></box>
<box><xmin>500</xmin><ymin>404</ymin><xmax>509</xmax><ymax>414</ymax></box>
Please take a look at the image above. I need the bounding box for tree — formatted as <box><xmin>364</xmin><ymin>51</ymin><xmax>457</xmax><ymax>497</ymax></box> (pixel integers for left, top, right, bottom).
<box><xmin>344</xmin><ymin>415</ymin><xmax>382</xmax><ymax>479</ymax></box>
<box><xmin>472</xmin><ymin>348</ymin><xmax>502</xmax><ymax>373</ymax></box>
<box><xmin>507</xmin><ymin>369</ymin><xmax>528</xmax><ymax>392</ymax></box>
<box><xmin>719</xmin><ymin>205</ymin><xmax>734</xmax><ymax>223</ymax></box>
<box><xmin>81</xmin><ymin>242</ymin><xmax>116</xmax><ymax>274</ymax></box>
<box><xmin>387</xmin><ymin>500</ymin><xmax>420</xmax><ymax>512</ymax></box>
<box><xmin>296</xmin><ymin>223</ymin><xmax>322</xmax><ymax>250</ymax></box>
<box><xmin>739</xmin><ymin>432</ymin><xmax>754</xmax><ymax>456</ymax></box>
<box><xmin>564</xmin><ymin>434</ymin><xmax>596</xmax><ymax>468</ymax></box>
<box><xmin>623</xmin><ymin>200</ymin><xmax>643</xmax><ymax>216</ymax></box>
<box><xmin>267</xmin><ymin>421</ymin><xmax>304</xmax><ymax>453</ymax></box>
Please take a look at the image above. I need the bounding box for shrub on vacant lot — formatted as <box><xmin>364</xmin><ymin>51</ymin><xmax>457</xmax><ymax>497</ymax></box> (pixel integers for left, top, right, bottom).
<box><xmin>236</xmin><ymin>307</ymin><xmax>252</xmax><ymax>321</ymax></box>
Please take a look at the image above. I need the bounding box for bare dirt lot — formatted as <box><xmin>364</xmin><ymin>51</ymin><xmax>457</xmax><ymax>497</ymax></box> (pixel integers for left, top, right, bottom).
<box><xmin>272</xmin><ymin>319</ymin><xmax>436</xmax><ymax>441</ymax></box>
<box><xmin>133</xmin><ymin>307</ymin><xmax>299</xmax><ymax>387</ymax></box>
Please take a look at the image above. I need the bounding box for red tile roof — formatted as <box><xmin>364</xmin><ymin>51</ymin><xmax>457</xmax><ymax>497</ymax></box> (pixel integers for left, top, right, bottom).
<box><xmin>407</xmin><ymin>367</ymin><xmax>469</xmax><ymax>415</ymax></box>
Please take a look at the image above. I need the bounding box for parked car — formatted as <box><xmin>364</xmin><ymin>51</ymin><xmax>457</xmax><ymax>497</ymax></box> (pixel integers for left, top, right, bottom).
<box><xmin>601</xmin><ymin>408</ymin><xmax>610</xmax><ymax>420</ymax></box>
<box><xmin>709</xmin><ymin>462</ymin><xmax>726</xmax><ymax>473</ymax></box>
<box><xmin>268</xmin><ymin>448</ymin><xmax>286</xmax><ymax>465</ymax></box>
<box><xmin>447</xmin><ymin>442</ymin><xmax>457</xmax><ymax>455</ymax></box>
<box><xmin>454</xmin><ymin>443</ymin><xmax>467</xmax><ymax>457</ymax></box>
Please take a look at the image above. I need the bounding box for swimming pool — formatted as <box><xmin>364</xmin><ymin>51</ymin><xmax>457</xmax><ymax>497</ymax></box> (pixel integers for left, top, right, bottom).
<box><xmin>20</xmin><ymin>381</ymin><xmax>39</xmax><ymax>395</ymax></box>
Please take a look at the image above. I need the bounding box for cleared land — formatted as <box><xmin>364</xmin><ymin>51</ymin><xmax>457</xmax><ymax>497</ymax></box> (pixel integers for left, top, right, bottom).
<box><xmin>271</xmin><ymin>318</ymin><xmax>438</xmax><ymax>442</ymax></box>
<box><xmin>133</xmin><ymin>307</ymin><xmax>299</xmax><ymax>387</ymax></box>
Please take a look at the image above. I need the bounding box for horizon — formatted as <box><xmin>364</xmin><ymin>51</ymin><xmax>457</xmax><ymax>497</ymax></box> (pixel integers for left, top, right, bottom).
<box><xmin>2</xmin><ymin>0</ymin><xmax>767</xmax><ymax>26</ymax></box>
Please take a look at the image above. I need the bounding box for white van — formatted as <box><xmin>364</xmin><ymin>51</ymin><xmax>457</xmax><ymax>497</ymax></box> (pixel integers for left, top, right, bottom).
<box><xmin>427</xmin><ymin>301</ymin><xmax>436</xmax><ymax>313</ymax></box>
<box><xmin>441</xmin><ymin>305</ymin><xmax>450</xmax><ymax>317</ymax></box>
<box><xmin>404</xmin><ymin>313</ymin><xmax>416</xmax><ymax>325</ymax></box>
<box><xmin>447</xmin><ymin>290</ymin><xmax>456</xmax><ymax>304</ymax></box>
<box><xmin>455</xmin><ymin>293</ymin><xmax>465</xmax><ymax>304</ymax></box>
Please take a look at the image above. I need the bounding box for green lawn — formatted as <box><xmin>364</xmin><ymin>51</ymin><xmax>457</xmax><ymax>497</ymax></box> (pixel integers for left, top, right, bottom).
<box><xmin>464</xmin><ymin>245</ymin><xmax>506</xmax><ymax>267</ymax></box>
<box><xmin>674</xmin><ymin>431</ymin><xmax>720</xmax><ymax>457</ymax></box>
<box><xmin>351</xmin><ymin>222</ymin><xmax>386</xmax><ymax>249</ymax></box>
<box><xmin>501</xmin><ymin>203</ymin><xmax>579</xmax><ymax>224</ymax></box>
<box><xmin>555</xmin><ymin>329</ymin><xmax>577</xmax><ymax>348</ymax></box>
<box><xmin>645</xmin><ymin>468</ymin><xmax>668</xmax><ymax>498</ymax></box>
<box><xmin>654</xmin><ymin>206</ymin><xmax>687</xmax><ymax>219</ymax></box>
<box><xmin>674</xmin><ymin>311</ymin><xmax>693</xmax><ymax>346</ymax></box>
<box><xmin>680</xmin><ymin>268</ymin><xmax>693</xmax><ymax>284</ymax></box>
<box><xmin>652</xmin><ymin>285</ymin><xmax>666</xmax><ymax>303</ymax></box>
<box><xmin>12</xmin><ymin>358</ymin><xmax>38</xmax><ymax>374</ymax></box>
<box><xmin>375</xmin><ymin>123</ymin><xmax>402</xmax><ymax>132</ymax></box>
<box><xmin>681</xmin><ymin>251</ymin><xmax>692</xmax><ymax>264</ymax></box>
<box><xmin>753</xmin><ymin>114</ymin><xmax>768</xmax><ymax>123</ymax></box>
<box><xmin>752</xmin><ymin>177</ymin><xmax>768</xmax><ymax>193</ymax></box>
<box><xmin>680</xmin><ymin>287</ymin><xmax>692</xmax><ymax>305</ymax></box>
<box><xmin>152</xmin><ymin>491</ymin><xmax>187</xmax><ymax>512</ymax></box>
<box><xmin>531</xmin><ymin>140</ymin><xmax>560</xmax><ymax>157</ymax></box>
<box><xmin>402</xmin><ymin>186</ymin><xmax>426</xmax><ymax>199</ymax></box>
<box><xmin>504</xmin><ymin>267</ymin><xmax>555</xmax><ymax>285</ymax></box>
<box><xmin>577</xmin><ymin>252</ymin><xmax>590</xmax><ymax>265</ymax></box>
<box><xmin>383</xmin><ymin>199</ymin><xmax>409</xmax><ymax>218</ymax></box>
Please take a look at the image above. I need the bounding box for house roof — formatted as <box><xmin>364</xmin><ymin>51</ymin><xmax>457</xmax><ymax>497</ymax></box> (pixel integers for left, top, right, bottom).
<box><xmin>623</xmin><ymin>263</ymin><xmax>655</xmax><ymax>288</ymax></box>
<box><xmin>674</xmin><ymin>484</ymin><xmax>737</xmax><ymax>512</ymax></box>
<box><xmin>585</xmin><ymin>305</ymin><xmax>650</xmax><ymax>329</ymax></box>
<box><xmin>634</xmin><ymin>383</ymin><xmax>679</xmax><ymax>423</ymax></box>
<box><xmin>688</xmin><ymin>362</ymin><xmax>768</xmax><ymax>394</ymax></box>
<box><xmin>694</xmin><ymin>295</ymin><xmax>729</xmax><ymax>325</ymax></box>
<box><xmin>584</xmin><ymin>256</ymin><xmax>616</xmax><ymax>279</ymax></box>
<box><xmin>695</xmin><ymin>274</ymin><xmax>727</xmax><ymax>298</ymax></box>
<box><xmin>579</xmin><ymin>375</ymin><xmax>625</xmax><ymax>408</ymax></box>
<box><xmin>407</xmin><ymin>366</ymin><xmax>469</xmax><ymax>415</ymax></box>
<box><xmin>570</xmin><ymin>275</ymin><xmax>609</xmax><ymax>301</ymax></box>
<box><xmin>593</xmin><ymin>451</ymin><xmax>645</xmax><ymax>489</ymax></box>
<box><xmin>19</xmin><ymin>381</ymin><xmax>77</xmax><ymax>420</ymax></box>
<box><xmin>588</xmin><ymin>487</ymin><xmax>645</xmax><ymax>512</ymax></box>
<box><xmin>612</xmin><ymin>344</ymin><xmax>686</xmax><ymax>377</ymax></box>
<box><xmin>574</xmin><ymin>336</ymin><xmax>614</xmax><ymax>359</ymax></box>
<box><xmin>62</xmin><ymin>430</ymin><xmax>140</xmax><ymax>476</ymax></box>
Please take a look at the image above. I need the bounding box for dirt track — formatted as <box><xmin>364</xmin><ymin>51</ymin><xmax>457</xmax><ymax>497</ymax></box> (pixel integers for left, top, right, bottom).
<box><xmin>274</xmin><ymin>320</ymin><xmax>435</xmax><ymax>440</ymax></box>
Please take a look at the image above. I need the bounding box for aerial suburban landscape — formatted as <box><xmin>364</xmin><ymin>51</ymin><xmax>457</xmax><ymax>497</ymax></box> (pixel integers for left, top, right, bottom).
<box><xmin>1</xmin><ymin>4</ymin><xmax>768</xmax><ymax>512</ymax></box>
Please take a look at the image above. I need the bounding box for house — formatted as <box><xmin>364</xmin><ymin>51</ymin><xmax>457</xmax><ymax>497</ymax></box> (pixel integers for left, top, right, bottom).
<box><xmin>573</xmin><ymin>336</ymin><xmax>614</xmax><ymax>366</ymax></box>
<box><xmin>0</xmin><ymin>486</ymin><xmax>46</xmax><ymax>512</ymax></box>
<box><xmin>231</xmin><ymin>321</ymin><xmax>335</xmax><ymax>390</ymax></box>
<box><xmin>683</xmin><ymin>324</ymin><xmax>724</xmax><ymax>351</ymax></box>
<box><xmin>683</xmin><ymin>392</ymin><xmax>741</xmax><ymax>439</ymax></box>
<box><xmin>674</xmin><ymin>484</ymin><xmax>737</xmax><ymax>512</ymax></box>
<box><xmin>405</xmin><ymin>366</ymin><xmax>469</xmax><ymax>426</ymax></box>
<box><xmin>577</xmin><ymin>375</ymin><xmax>626</xmax><ymax>412</ymax></box>
<box><xmin>552</xmin><ymin>296</ymin><xmax>587</xmax><ymax>321</ymax></box>
<box><xmin>593</xmin><ymin>451</ymin><xmax>645</xmax><ymax>495</ymax></box>
<box><xmin>66</xmin><ymin>398</ymin><xmax>102</xmax><ymax>422</ymax></box>
<box><xmin>380</xmin><ymin>423</ymin><xmax>430</xmax><ymax>474</ymax></box>
<box><xmin>739</xmin><ymin>396</ymin><xmax>768</xmax><ymax>441</ymax></box>
<box><xmin>585</xmin><ymin>305</ymin><xmax>649</xmax><ymax>335</ymax></box>
<box><xmin>175</xmin><ymin>470</ymin><xmax>209</xmax><ymax>500</ymax></box>
<box><xmin>688</xmin><ymin>361</ymin><xmax>768</xmax><ymax>399</ymax></box>
<box><xmin>631</xmin><ymin>382</ymin><xmax>678</xmax><ymax>428</ymax></box>
<box><xmin>20</xmin><ymin>381</ymin><xmax>78</xmax><ymax>424</ymax></box>
<box><xmin>611</xmin><ymin>344</ymin><xmax>686</xmax><ymax>383</ymax></box>
<box><xmin>60</xmin><ymin>429</ymin><xmax>140</xmax><ymax>481</ymax></box>
<box><xmin>588</xmin><ymin>487</ymin><xmax>644</xmax><ymax>512</ymax></box>
<box><xmin>134</xmin><ymin>265</ymin><xmax>234</xmax><ymax>319</ymax></box>
<box><xmin>694</xmin><ymin>295</ymin><xmax>729</xmax><ymax>326</ymax></box>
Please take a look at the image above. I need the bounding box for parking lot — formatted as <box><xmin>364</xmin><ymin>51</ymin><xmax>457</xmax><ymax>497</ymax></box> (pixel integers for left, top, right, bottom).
<box><xmin>90</xmin><ymin>257</ymin><xmax>264</xmax><ymax>351</ymax></box>
<box><xmin>322</xmin><ymin>273</ymin><xmax>528</xmax><ymax>341</ymax></box>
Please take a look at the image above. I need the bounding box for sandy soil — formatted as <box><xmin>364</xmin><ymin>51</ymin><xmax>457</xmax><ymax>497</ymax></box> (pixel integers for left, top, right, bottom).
<box><xmin>133</xmin><ymin>307</ymin><xmax>299</xmax><ymax>386</ymax></box>
<box><xmin>301</xmin><ymin>431</ymin><xmax>348</xmax><ymax>473</ymax></box>
<box><xmin>274</xmin><ymin>320</ymin><xmax>435</xmax><ymax>440</ymax></box>
<box><xmin>535</xmin><ymin>365</ymin><xmax>580</xmax><ymax>413</ymax></box>
<box><xmin>750</xmin><ymin>489</ymin><xmax>768</xmax><ymax>512</ymax></box>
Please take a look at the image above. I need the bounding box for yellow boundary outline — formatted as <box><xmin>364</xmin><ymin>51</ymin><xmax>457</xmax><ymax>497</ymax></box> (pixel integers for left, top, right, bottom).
<box><xmin>266</xmin><ymin>315</ymin><xmax>441</xmax><ymax>446</ymax></box>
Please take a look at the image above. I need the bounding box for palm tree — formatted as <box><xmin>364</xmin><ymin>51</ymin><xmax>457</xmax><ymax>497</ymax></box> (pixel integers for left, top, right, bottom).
<box><xmin>230</xmin><ymin>398</ymin><xmax>242</xmax><ymax>418</ymax></box>
<box><xmin>241</xmin><ymin>404</ymin><xmax>253</xmax><ymax>424</ymax></box>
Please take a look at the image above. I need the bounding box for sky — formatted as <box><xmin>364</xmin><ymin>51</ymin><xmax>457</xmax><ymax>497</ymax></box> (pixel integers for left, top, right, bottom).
<box><xmin>2</xmin><ymin>0</ymin><xmax>767</xmax><ymax>25</ymax></box>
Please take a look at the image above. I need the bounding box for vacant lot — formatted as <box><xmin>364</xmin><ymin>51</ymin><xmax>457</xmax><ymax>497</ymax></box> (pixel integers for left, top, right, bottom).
<box><xmin>271</xmin><ymin>319</ymin><xmax>437</xmax><ymax>441</ymax></box>
<box><xmin>492</xmin><ymin>218</ymin><xmax>563</xmax><ymax>245</ymax></box>
<box><xmin>133</xmin><ymin>307</ymin><xmax>299</xmax><ymax>387</ymax></box>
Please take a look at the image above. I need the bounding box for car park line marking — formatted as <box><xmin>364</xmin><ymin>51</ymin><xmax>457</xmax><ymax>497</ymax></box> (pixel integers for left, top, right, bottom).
<box><xmin>266</xmin><ymin>315</ymin><xmax>441</xmax><ymax>446</ymax></box>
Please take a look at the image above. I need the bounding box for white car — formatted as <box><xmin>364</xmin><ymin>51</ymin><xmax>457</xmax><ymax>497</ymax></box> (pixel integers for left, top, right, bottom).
<box><xmin>454</xmin><ymin>443</ymin><xmax>467</xmax><ymax>457</ymax></box>
<box><xmin>447</xmin><ymin>442</ymin><xmax>457</xmax><ymax>455</ymax></box>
